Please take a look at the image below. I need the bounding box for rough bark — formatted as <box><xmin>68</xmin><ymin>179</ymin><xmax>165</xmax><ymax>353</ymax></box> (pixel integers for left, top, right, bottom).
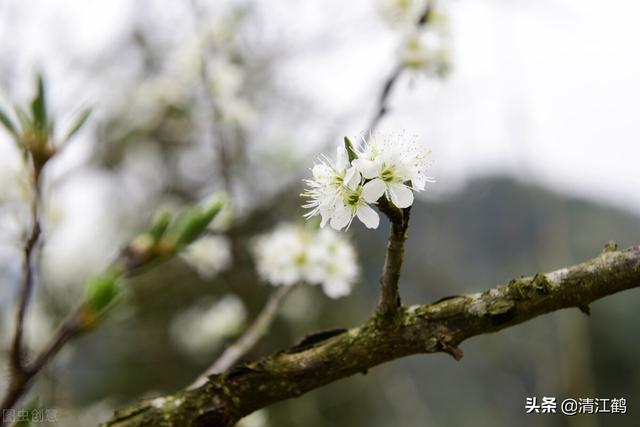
<box><xmin>102</xmin><ymin>245</ymin><xmax>640</xmax><ymax>427</ymax></box>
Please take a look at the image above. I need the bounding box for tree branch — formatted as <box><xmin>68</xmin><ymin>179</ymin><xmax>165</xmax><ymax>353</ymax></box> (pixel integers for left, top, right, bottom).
<box><xmin>102</xmin><ymin>245</ymin><xmax>640</xmax><ymax>427</ymax></box>
<box><xmin>376</xmin><ymin>198</ymin><xmax>411</xmax><ymax>321</ymax></box>
<box><xmin>190</xmin><ymin>284</ymin><xmax>297</xmax><ymax>389</ymax></box>
<box><xmin>9</xmin><ymin>184</ymin><xmax>42</xmax><ymax>376</ymax></box>
<box><xmin>365</xmin><ymin>3</ymin><xmax>434</xmax><ymax>133</ymax></box>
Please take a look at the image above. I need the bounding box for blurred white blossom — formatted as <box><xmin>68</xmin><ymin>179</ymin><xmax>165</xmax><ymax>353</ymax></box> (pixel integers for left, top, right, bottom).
<box><xmin>377</xmin><ymin>0</ymin><xmax>429</xmax><ymax>28</ymax></box>
<box><xmin>253</xmin><ymin>224</ymin><xmax>310</xmax><ymax>286</ymax></box>
<box><xmin>208</xmin><ymin>58</ymin><xmax>245</xmax><ymax>100</ymax></box>
<box><xmin>252</xmin><ymin>223</ymin><xmax>358</xmax><ymax>298</ymax></box>
<box><xmin>303</xmin><ymin>134</ymin><xmax>434</xmax><ymax>230</ymax></box>
<box><xmin>170</xmin><ymin>294</ymin><xmax>247</xmax><ymax>358</ymax></box>
<box><xmin>181</xmin><ymin>235</ymin><xmax>232</xmax><ymax>279</ymax></box>
<box><xmin>0</xmin><ymin>145</ymin><xmax>32</xmax><ymax>240</ymax></box>
<box><xmin>400</xmin><ymin>27</ymin><xmax>450</xmax><ymax>76</ymax></box>
<box><xmin>307</xmin><ymin>229</ymin><xmax>359</xmax><ymax>298</ymax></box>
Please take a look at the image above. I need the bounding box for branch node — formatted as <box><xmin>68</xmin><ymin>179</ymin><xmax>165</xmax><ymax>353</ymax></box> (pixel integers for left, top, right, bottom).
<box><xmin>435</xmin><ymin>327</ymin><xmax>463</xmax><ymax>361</ymax></box>
<box><xmin>578</xmin><ymin>305</ymin><xmax>591</xmax><ymax>316</ymax></box>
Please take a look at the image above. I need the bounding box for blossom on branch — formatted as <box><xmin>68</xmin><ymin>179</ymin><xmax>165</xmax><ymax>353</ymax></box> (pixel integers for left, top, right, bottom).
<box><xmin>353</xmin><ymin>133</ymin><xmax>435</xmax><ymax>209</ymax></box>
<box><xmin>302</xmin><ymin>133</ymin><xmax>434</xmax><ymax>230</ymax></box>
<box><xmin>252</xmin><ymin>223</ymin><xmax>358</xmax><ymax>298</ymax></box>
<box><xmin>302</xmin><ymin>146</ymin><xmax>379</xmax><ymax>230</ymax></box>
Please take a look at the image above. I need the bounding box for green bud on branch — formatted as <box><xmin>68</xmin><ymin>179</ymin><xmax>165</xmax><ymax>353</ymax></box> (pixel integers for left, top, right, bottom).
<box><xmin>166</xmin><ymin>196</ymin><xmax>225</xmax><ymax>247</ymax></box>
<box><xmin>82</xmin><ymin>271</ymin><xmax>125</xmax><ymax>327</ymax></box>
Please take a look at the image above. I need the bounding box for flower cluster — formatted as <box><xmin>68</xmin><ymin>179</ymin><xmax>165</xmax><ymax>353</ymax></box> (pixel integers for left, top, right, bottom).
<box><xmin>376</xmin><ymin>0</ymin><xmax>451</xmax><ymax>77</ymax></box>
<box><xmin>401</xmin><ymin>29</ymin><xmax>451</xmax><ymax>77</ymax></box>
<box><xmin>252</xmin><ymin>223</ymin><xmax>358</xmax><ymax>298</ymax></box>
<box><xmin>377</xmin><ymin>0</ymin><xmax>430</xmax><ymax>28</ymax></box>
<box><xmin>303</xmin><ymin>133</ymin><xmax>434</xmax><ymax>230</ymax></box>
<box><xmin>170</xmin><ymin>294</ymin><xmax>247</xmax><ymax>358</ymax></box>
<box><xmin>180</xmin><ymin>235</ymin><xmax>232</xmax><ymax>279</ymax></box>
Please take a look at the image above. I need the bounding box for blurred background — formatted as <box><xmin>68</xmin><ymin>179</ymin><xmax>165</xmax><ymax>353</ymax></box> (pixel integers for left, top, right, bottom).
<box><xmin>1</xmin><ymin>0</ymin><xmax>639</xmax><ymax>426</ymax></box>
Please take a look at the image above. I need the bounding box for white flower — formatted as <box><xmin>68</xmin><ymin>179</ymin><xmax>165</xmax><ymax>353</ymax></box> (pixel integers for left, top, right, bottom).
<box><xmin>170</xmin><ymin>294</ymin><xmax>247</xmax><ymax>358</ymax></box>
<box><xmin>303</xmin><ymin>145</ymin><xmax>379</xmax><ymax>230</ymax></box>
<box><xmin>401</xmin><ymin>29</ymin><xmax>450</xmax><ymax>76</ymax></box>
<box><xmin>252</xmin><ymin>223</ymin><xmax>358</xmax><ymax>298</ymax></box>
<box><xmin>377</xmin><ymin>0</ymin><xmax>429</xmax><ymax>28</ymax></box>
<box><xmin>208</xmin><ymin>58</ymin><xmax>245</xmax><ymax>100</ymax></box>
<box><xmin>306</xmin><ymin>229</ymin><xmax>358</xmax><ymax>298</ymax></box>
<box><xmin>181</xmin><ymin>235</ymin><xmax>232</xmax><ymax>279</ymax></box>
<box><xmin>252</xmin><ymin>224</ymin><xmax>310</xmax><ymax>286</ymax></box>
<box><xmin>352</xmin><ymin>133</ymin><xmax>435</xmax><ymax>209</ymax></box>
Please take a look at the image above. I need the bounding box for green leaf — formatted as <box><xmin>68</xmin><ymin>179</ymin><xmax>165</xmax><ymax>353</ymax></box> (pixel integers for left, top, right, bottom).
<box><xmin>148</xmin><ymin>209</ymin><xmax>172</xmax><ymax>241</ymax></box>
<box><xmin>84</xmin><ymin>271</ymin><xmax>124</xmax><ymax>315</ymax></box>
<box><xmin>0</xmin><ymin>107</ymin><xmax>18</xmax><ymax>137</ymax></box>
<box><xmin>64</xmin><ymin>107</ymin><xmax>92</xmax><ymax>141</ymax></box>
<box><xmin>169</xmin><ymin>197</ymin><xmax>225</xmax><ymax>246</ymax></box>
<box><xmin>30</xmin><ymin>74</ymin><xmax>47</xmax><ymax>132</ymax></box>
<box><xmin>344</xmin><ymin>136</ymin><xmax>358</xmax><ymax>162</ymax></box>
<box><xmin>14</xmin><ymin>104</ymin><xmax>32</xmax><ymax>131</ymax></box>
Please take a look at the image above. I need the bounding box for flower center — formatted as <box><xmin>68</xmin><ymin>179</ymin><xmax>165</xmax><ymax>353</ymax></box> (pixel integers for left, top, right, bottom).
<box><xmin>381</xmin><ymin>166</ymin><xmax>396</xmax><ymax>183</ymax></box>
<box><xmin>345</xmin><ymin>187</ymin><xmax>362</xmax><ymax>207</ymax></box>
<box><xmin>294</xmin><ymin>253</ymin><xmax>307</xmax><ymax>267</ymax></box>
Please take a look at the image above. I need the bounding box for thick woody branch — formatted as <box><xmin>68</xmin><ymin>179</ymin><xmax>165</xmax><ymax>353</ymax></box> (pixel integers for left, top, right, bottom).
<box><xmin>103</xmin><ymin>245</ymin><xmax>640</xmax><ymax>427</ymax></box>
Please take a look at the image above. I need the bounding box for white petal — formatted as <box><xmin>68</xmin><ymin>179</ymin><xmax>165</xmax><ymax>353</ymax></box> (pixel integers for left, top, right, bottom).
<box><xmin>409</xmin><ymin>172</ymin><xmax>426</xmax><ymax>191</ymax></box>
<box><xmin>330</xmin><ymin>206</ymin><xmax>351</xmax><ymax>230</ymax></box>
<box><xmin>322</xmin><ymin>280</ymin><xmax>352</xmax><ymax>299</ymax></box>
<box><xmin>352</xmin><ymin>158</ymin><xmax>380</xmax><ymax>179</ymax></box>
<box><xmin>319</xmin><ymin>212</ymin><xmax>329</xmax><ymax>228</ymax></box>
<box><xmin>312</xmin><ymin>164</ymin><xmax>331</xmax><ymax>181</ymax></box>
<box><xmin>356</xmin><ymin>204</ymin><xmax>379</xmax><ymax>229</ymax></box>
<box><xmin>362</xmin><ymin>178</ymin><xmax>386</xmax><ymax>203</ymax></box>
<box><xmin>335</xmin><ymin>145</ymin><xmax>349</xmax><ymax>170</ymax></box>
<box><xmin>389</xmin><ymin>183</ymin><xmax>414</xmax><ymax>208</ymax></box>
<box><xmin>344</xmin><ymin>166</ymin><xmax>360</xmax><ymax>189</ymax></box>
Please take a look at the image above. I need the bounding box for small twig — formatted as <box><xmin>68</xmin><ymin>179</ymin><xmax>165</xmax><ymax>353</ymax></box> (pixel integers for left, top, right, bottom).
<box><xmin>9</xmin><ymin>174</ymin><xmax>43</xmax><ymax>376</ymax></box>
<box><xmin>376</xmin><ymin>198</ymin><xmax>411</xmax><ymax>321</ymax></box>
<box><xmin>1</xmin><ymin>306</ymin><xmax>85</xmax><ymax>412</ymax></box>
<box><xmin>364</xmin><ymin>3</ymin><xmax>434</xmax><ymax>133</ymax></box>
<box><xmin>190</xmin><ymin>284</ymin><xmax>297</xmax><ymax>389</ymax></box>
<box><xmin>366</xmin><ymin>64</ymin><xmax>403</xmax><ymax>133</ymax></box>
<box><xmin>1</xmin><ymin>232</ymin><xmax>181</xmax><ymax>411</ymax></box>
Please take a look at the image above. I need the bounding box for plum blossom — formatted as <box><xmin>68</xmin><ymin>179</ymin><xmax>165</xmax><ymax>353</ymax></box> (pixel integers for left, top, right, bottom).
<box><xmin>377</xmin><ymin>0</ymin><xmax>429</xmax><ymax>28</ymax></box>
<box><xmin>303</xmin><ymin>134</ymin><xmax>434</xmax><ymax>230</ymax></box>
<box><xmin>353</xmin><ymin>133</ymin><xmax>435</xmax><ymax>209</ymax></box>
<box><xmin>401</xmin><ymin>28</ymin><xmax>451</xmax><ymax>76</ymax></box>
<box><xmin>180</xmin><ymin>235</ymin><xmax>232</xmax><ymax>279</ymax></box>
<box><xmin>306</xmin><ymin>229</ymin><xmax>359</xmax><ymax>298</ymax></box>
<box><xmin>170</xmin><ymin>294</ymin><xmax>247</xmax><ymax>358</ymax></box>
<box><xmin>252</xmin><ymin>224</ymin><xmax>358</xmax><ymax>298</ymax></box>
<box><xmin>303</xmin><ymin>146</ymin><xmax>379</xmax><ymax>230</ymax></box>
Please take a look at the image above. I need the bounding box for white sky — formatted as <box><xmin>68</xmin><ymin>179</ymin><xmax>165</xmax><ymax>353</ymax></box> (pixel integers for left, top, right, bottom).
<box><xmin>0</xmin><ymin>0</ymin><xmax>639</xmax><ymax>214</ymax></box>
